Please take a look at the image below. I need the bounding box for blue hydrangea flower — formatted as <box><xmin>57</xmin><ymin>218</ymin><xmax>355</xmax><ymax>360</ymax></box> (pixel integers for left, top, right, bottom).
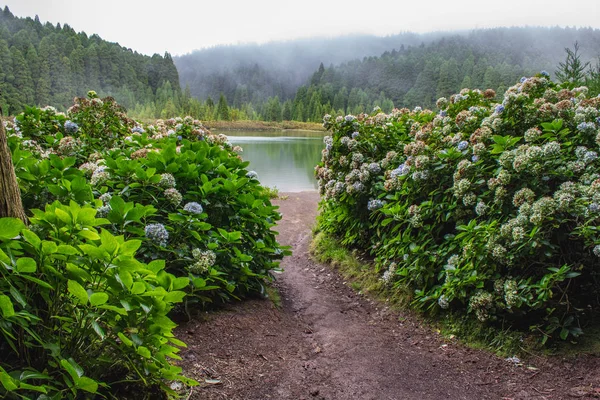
<box><xmin>145</xmin><ymin>223</ymin><xmax>169</xmax><ymax>247</ymax></box>
<box><xmin>390</xmin><ymin>163</ymin><xmax>410</xmax><ymax>179</ymax></box>
<box><xmin>246</xmin><ymin>171</ymin><xmax>259</xmax><ymax>179</ymax></box>
<box><xmin>541</xmin><ymin>70</ymin><xmax>549</xmax><ymax>77</ymax></box>
<box><xmin>177</xmin><ymin>135</ymin><xmax>182</xmax><ymax>141</ymax></box>
<box><xmin>584</xmin><ymin>151</ymin><xmax>598</xmax><ymax>163</ymax></box>
<box><xmin>352</xmin><ymin>131</ymin><xmax>360</xmax><ymax>139</ymax></box>
<box><xmin>457</xmin><ymin>141</ymin><xmax>469</xmax><ymax>151</ymax></box>
<box><xmin>495</xmin><ymin>105</ymin><xmax>505</xmax><ymax>114</ymax></box>
<box><xmin>367</xmin><ymin>199</ymin><xmax>385</xmax><ymax>211</ymax></box>
<box><xmin>183</xmin><ymin>202</ymin><xmax>203</xmax><ymax>214</ymax></box>
<box><xmin>345</xmin><ymin>115</ymin><xmax>356</xmax><ymax>122</ymax></box>
<box><xmin>577</xmin><ymin>122</ymin><xmax>596</xmax><ymax>133</ymax></box>
<box><xmin>472</xmin><ymin>155</ymin><xmax>480</xmax><ymax>162</ymax></box>
<box><xmin>439</xmin><ymin>110</ymin><xmax>447</xmax><ymax>117</ymax></box>
<box><xmin>132</xmin><ymin>125</ymin><xmax>145</xmax><ymax>134</ymax></box>
<box><xmin>64</xmin><ymin>120</ymin><xmax>79</xmax><ymax>134</ymax></box>
<box><xmin>520</xmin><ymin>77</ymin><xmax>528</xmax><ymax>83</ymax></box>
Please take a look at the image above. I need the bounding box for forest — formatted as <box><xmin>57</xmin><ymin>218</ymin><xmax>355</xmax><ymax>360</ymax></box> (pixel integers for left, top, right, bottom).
<box><xmin>175</xmin><ymin>27</ymin><xmax>600</xmax><ymax>122</ymax></box>
<box><xmin>0</xmin><ymin>6</ymin><xmax>180</xmax><ymax>115</ymax></box>
<box><xmin>3</xmin><ymin>7</ymin><xmax>600</xmax><ymax>123</ymax></box>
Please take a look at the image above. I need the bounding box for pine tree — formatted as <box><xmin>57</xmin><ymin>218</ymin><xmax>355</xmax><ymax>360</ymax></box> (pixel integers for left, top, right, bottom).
<box><xmin>10</xmin><ymin>47</ymin><xmax>35</xmax><ymax>108</ymax></box>
<box><xmin>216</xmin><ymin>93</ymin><xmax>230</xmax><ymax>120</ymax></box>
<box><xmin>555</xmin><ymin>42</ymin><xmax>590</xmax><ymax>86</ymax></box>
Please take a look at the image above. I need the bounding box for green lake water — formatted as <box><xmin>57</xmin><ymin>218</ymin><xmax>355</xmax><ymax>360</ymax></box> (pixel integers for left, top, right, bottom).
<box><xmin>221</xmin><ymin>130</ymin><xmax>325</xmax><ymax>192</ymax></box>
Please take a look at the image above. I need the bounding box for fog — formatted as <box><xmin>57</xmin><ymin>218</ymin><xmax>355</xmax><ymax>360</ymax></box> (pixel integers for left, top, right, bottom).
<box><xmin>174</xmin><ymin>27</ymin><xmax>600</xmax><ymax>106</ymax></box>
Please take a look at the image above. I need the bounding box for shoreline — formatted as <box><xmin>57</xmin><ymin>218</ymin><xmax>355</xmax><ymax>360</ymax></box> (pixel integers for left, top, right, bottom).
<box><xmin>204</xmin><ymin>120</ymin><xmax>326</xmax><ymax>132</ymax></box>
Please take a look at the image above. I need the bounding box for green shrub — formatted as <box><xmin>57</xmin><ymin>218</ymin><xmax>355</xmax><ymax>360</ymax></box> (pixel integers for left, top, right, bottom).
<box><xmin>316</xmin><ymin>74</ymin><xmax>600</xmax><ymax>342</ymax></box>
<box><xmin>6</xmin><ymin>96</ymin><xmax>288</xmax><ymax>307</ymax></box>
<box><xmin>1</xmin><ymin>94</ymin><xmax>288</xmax><ymax>397</ymax></box>
<box><xmin>0</xmin><ymin>204</ymin><xmax>194</xmax><ymax>398</ymax></box>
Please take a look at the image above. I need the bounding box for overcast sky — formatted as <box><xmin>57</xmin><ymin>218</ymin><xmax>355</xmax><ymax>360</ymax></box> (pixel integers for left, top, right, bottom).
<box><xmin>3</xmin><ymin>0</ymin><xmax>600</xmax><ymax>56</ymax></box>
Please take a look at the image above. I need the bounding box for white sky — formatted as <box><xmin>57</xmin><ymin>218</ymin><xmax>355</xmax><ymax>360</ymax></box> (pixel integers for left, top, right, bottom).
<box><xmin>3</xmin><ymin>0</ymin><xmax>600</xmax><ymax>56</ymax></box>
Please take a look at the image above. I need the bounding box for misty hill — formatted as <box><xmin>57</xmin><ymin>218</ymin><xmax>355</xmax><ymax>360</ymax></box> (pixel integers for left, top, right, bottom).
<box><xmin>176</xmin><ymin>27</ymin><xmax>600</xmax><ymax>115</ymax></box>
<box><xmin>294</xmin><ymin>27</ymin><xmax>600</xmax><ymax>118</ymax></box>
<box><xmin>174</xmin><ymin>32</ymin><xmax>449</xmax><ymax>106</ymax></box>
<box><xmin>0</xmin><ymin>6</ymin><xmax>180</xmax><ymax>114</ymax></box>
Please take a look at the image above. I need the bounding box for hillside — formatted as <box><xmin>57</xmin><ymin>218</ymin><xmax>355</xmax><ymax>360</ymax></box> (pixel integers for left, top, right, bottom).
<box><xmin>0</xmin><ymin>6</ymin><xmax>180</xmax><ymax>114</ymax></box>
<box><xmin>174</xmin><ymin>32</ymin><xmax>449</xmax><ymax>106</ymax></box>
<box><xmin>302</xmin><ymin>27</ymin><xmax>600</xmax><ymax>112</ymax></box>
<box><xmin>176</xmin><ymin>27</ymin><xmax>600</xmax><ymax>120</ymax></box>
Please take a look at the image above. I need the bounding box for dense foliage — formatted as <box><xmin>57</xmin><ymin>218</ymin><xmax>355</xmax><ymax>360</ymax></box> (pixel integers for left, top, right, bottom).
<box><xmin>1</xmin><ymin>94</ymin><xmax>287</xmax><ymax>397</ymax></box>
<box><xmin>316</xmin><ymin>75</ymin><xmax>600</xmax><ymax>341</ymax></box>
<box><xmin>300</xmin><ymin>30</ymin><xmax>600</xmax><ymax>120</ymax></box>
<box><xmin>177</xmin><ymin>27</ymin><xmax>600</xmax><ymax>122</ymax></box>
<box><xmin>0</xmin><ymin>6</ymin><xmax>179</xmax><ymax>115</ymax></box>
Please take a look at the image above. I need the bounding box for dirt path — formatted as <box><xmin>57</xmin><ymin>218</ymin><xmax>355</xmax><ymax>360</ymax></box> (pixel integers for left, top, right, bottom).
<box><xmin>177</xmin><ymin>192</ymin><xmax>600</xmax><ymax>400</ymax></box>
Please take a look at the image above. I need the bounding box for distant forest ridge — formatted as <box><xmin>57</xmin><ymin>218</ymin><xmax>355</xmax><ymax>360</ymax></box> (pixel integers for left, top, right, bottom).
<box><xmin>3</xmin><ymin>5</ymin><xmax>600</xmax><ymax>121</ymax></box>
<box><xmin>175</xmin><ymin>26</ymin><xmax>600</xmax><ymax>118</ymax></box>
<box><xmin>0</xmin><ymin>6</ymin><xmax>180</xmax><ymax>115</ymax></box>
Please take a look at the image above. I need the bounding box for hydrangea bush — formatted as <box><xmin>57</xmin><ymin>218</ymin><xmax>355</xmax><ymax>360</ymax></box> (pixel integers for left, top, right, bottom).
<box><xmin>6</xmin><ymin>96</ymin><xmax>287</xmax><ymax>305</ymax></box>
<box><xmin>2</xmin><ymin>94</ymin><xmax>288</xmax><ymax>397</ymax></box>
<box><xmin>316</xmin><ymin>75</ymin><xmax>600</xmax><ymax>340</ymax></box>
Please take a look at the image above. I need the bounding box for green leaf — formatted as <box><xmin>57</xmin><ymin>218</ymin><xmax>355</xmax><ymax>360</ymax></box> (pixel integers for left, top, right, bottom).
<box><xmin>100</xmin><ymin>229</ymin><xmax>118</xmax><ymax>254</ymax></box>
<box><xmin>560</xmin><ymin>327</ymin><xmax>569</xmax><ymax>340</ymax></box>
<box><xmin>192</xmin><ymin>278</ymin><xmax>206</xmax><ymax>288</ymax></box>
<box><xmin>57</xmin><ymin>245</ymin><xmax>79</xmax><ymax>255</ymax></box>
<box><xmin>20</xmin><ymin>371</ymin><xmax>51</xmax><ymax>381</ymax></box>
<box><xmin>120</xmin><ymin>240</ymin><xmax>141</xmax><ymax>256</ymax></box>
<box><xmin>172</xmin><ymin>277</ymin><xmax>190</xmax><ymax>290</ymax></box>
<box><xmin>109</xmin><ymin>196</ymin><xmax>126</xmax><ymax>214</ymax></box>
<box><xmin>91</xmin><ymin>321</ymin><xmax>105</xmax><ymax>339</ymax></box>
<box><xmin>117</xmin><ymin>332</ymin><xmax>133</xmax><ymax>346</ymax></box>
<box><xmin>16</xmin><ymin>257</ymin><xmax>37</xmax><ymax>273</ymax></box>
<box><xmin>0</xmin><ymin>371</ymin><xmax>17</xmax><ymax>391</ymax></box>
<box><xmin>0</xmin><ymin>295</ymin><xmax>15</xmax><ymax>317</ymax></box>
<box><xmin>79</xmin><ymin>244</ymin><xmax>105</xmax><ymax>259</ymax></box>
<box><xmin>99</xmin><ymin>304</ymin><xmax>127</xmax><ymax>316</ymax></box>
<box><xmin>0</xmin><ymin>248</ymin><xmax>9</xmax><ymax>264</ymax></box>
<box><xmin>136</xmin><ymin>346</ymin><xmax>151</xmax><ymax>359</ymax></box>
<box><xmin>164</xmin><ymin>291</ymin><xmax>186</xmax><ymax>303</ymax></box>
<box><xmin>77</xmin><ymin>208</ymin><xmax>97</xmax><ymax>225</ymax></box>
<box><xmin>147</xmin><ymin>259</ymin><xmax>165</xmax><ymax>273</ymax></box>
<box><xmin>18</xmin><ymin>382</ymin><xmax>48</xmax><ymax>393</ymax></box>
<box><xmin>77</xmin><ymin>376</ymin><xmax>98</xmax><ymax>393</ymax></box>
<box><xmin>22</xmin><ymin>230</ymin><xmax>41</xmax><ymax>247</ymax></box>
<box><xmin>67</xmin><ymin>280</ymin><xmax>88</xmax><ymax>304</ymax></box>
<box><xmin>21</xmin><ymin>275</ymin><xmax>54</xmax><ymax>289</ymax></box>
<box><xmin>0</xmin><ymin>218</ymin><xmax>25</xmax><ymax>241</ymax></box>
<box><xmin>60</xmin><ymin>359</ymin><xmax>80</xmax><ymax>382</ymax></box>
<box><xmin>117</xmin><ymin>271</ymin><xmax>133</xmax><ymax>290</ymax></box>
<box><xmin>89</xmin><ymin>292</ymin><xmax>109</xmax><ymax>306</ymax></box>
<box><xmin>131</xmin><ymin>282</ymin><xmax>146</xmax><ymax>295</ymax></box>
<box><xmin>78</xmin><ymin>229</ymin><xmax>100</xmax><ymax>241</ymax></box>
<box><xmin>55</xmin><ymin>208</ymin><xmax>71</xmax><ymax>224</ymax></box>
<box><xmin>41</xmin><ymin>241</ymin><xmax>58</xmax><ymax>255</ymax></box>
<box><xmin>10</xmin><ymin>287</ymin><xmax>27</xmax><ymax>307</ymax></box>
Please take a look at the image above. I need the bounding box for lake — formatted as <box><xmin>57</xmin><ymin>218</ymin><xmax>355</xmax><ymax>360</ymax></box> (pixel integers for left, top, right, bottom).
<box><xmin>221</xmin><ymin>130</ymin><xmax>325</xmax><ymax>192</ymax></box>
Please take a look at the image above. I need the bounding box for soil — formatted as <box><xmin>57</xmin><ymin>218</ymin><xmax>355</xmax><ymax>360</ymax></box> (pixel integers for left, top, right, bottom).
<box><xmin>176</xmin><ymin>191</ymin><xmax>600</xmax><ymax>400</ymax></box>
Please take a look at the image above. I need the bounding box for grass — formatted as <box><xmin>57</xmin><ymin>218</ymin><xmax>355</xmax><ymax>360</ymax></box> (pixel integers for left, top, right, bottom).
<box><xmin>259</xmin><ymin>186</ymin><xmax>289</xmax><ymax>200</ymax></box>
<box><xmin>264</xmin><ymin>284</ymin><xmax>282</xmax><ymax>309</ymax></box>
<box><xmin>309</xmin><ymin>230</ymin><xmax>600</xmax><ymax>359</ymax></box>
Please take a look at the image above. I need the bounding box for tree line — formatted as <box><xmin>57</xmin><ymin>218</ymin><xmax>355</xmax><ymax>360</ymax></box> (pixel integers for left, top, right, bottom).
<box><xmin>3</xmin><ymin>7</ymin><xmax>600</xmax><ymax>123</ymax></box>
<box><xmin>0</xmin><ymin>6</ymin><xmax>179</xmax><ymax>115</ymax></box>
